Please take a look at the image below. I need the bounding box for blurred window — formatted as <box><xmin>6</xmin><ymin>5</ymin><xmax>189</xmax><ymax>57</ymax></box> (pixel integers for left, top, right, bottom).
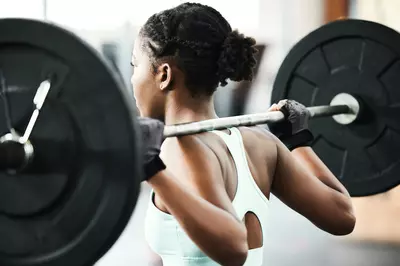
<box><xmin>0</xmin><ymin>0</ymin><xmax>44</xmax><ymax>19</ymax></box>
<box><xmin>46</xmin><ymin>0</ymin><xmax>259</xmax><ymax>31</ymax></box>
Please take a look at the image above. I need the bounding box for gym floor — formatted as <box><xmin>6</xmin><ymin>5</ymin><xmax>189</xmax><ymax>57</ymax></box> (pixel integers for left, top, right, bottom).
<box><xmin>96</xmin><ymin>184</ymin><xmax>400</xmax><ymax>266</ymax></box>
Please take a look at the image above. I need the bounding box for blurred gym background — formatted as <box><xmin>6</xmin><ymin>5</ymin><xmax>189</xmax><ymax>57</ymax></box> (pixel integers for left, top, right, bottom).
<box><xmin>1</xmin><ymin>0</ymin><xmax>400</xmax><ymax>265</ymax></box>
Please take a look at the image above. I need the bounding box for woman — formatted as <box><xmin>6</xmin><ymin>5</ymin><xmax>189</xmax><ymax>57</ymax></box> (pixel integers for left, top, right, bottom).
<box><xmin>135</xmin><ymin>3</ymin><xmax>356</xmax><ymax>266</ymax></box>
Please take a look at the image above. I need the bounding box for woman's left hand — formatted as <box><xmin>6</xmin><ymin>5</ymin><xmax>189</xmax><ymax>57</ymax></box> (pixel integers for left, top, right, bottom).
<box><xmin>268</xmin><ymin>99</ymin><xmax>314</xmax><ymax>150</ymax></box>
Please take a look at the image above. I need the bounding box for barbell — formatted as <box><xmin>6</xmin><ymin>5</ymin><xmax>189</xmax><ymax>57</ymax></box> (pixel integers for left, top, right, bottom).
<box><xmin>0</xmin><ymin>17</ymin><xmax>399</xmax><ymax>266</ymax></box>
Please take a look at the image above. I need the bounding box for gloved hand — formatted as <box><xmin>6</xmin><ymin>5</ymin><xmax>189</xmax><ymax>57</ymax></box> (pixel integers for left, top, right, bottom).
<box><xmin>138</xmin><ymin>117</ymin><xmax>166</xmax><ymax>181</ymax></box>
<box><xmin>268</xmin><ymin>99</ymin><xmax>314</xmax><ymax>150</ymax></box>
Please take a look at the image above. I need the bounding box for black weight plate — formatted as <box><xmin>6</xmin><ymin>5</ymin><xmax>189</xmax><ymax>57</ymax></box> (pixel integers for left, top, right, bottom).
<box><xmin>272</xmin><ymin>19</ymin><xmax>400</xmax><ymax>197</ymax></box>
<box><xmin>0</xmin><ymin>19</ymin><xmax>141</xmax><ymax>266</ymax></box>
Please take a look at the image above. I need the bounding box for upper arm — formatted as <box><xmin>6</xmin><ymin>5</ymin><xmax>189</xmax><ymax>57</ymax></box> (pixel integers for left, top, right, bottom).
<box><xmin>160</xmin><ymin>135</ymin><xmax>239</xmax><ymax>218</ymax></box>
<box><xmin>270</xmin><ymin>135</ymin><xmax>351</xmax><ymax>231</ymax></box>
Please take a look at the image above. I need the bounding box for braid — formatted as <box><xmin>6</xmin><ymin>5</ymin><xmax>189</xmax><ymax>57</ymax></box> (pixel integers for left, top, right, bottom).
<box><xmin>140</xmin><ymin>3</ymin><xmax>257</xmax><ymax>96</ymax></box>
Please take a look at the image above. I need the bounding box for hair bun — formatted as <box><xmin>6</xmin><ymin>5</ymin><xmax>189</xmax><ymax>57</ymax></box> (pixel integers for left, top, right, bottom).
<box><xmin>217</xmin><ymin>30</ymin><xmax>258</xmax><ymax>86</ymax></box>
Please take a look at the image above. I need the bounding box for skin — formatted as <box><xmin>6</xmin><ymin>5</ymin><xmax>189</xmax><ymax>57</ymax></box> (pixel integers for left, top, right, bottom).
<box><xmin>131</xmin><ymin>36</ymin><xmax>356</xmax><ymax>265</ymax></box>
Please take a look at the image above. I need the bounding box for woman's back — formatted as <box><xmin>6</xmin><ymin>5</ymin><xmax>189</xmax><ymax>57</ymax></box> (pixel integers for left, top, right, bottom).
<box><xmin>147</xmin><ymin>126</ymin><xmax>277</xmax><ymax>265</ymax></box>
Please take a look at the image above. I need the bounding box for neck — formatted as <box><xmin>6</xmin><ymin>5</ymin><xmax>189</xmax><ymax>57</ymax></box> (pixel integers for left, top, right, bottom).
<box><xmin>164</xmin><ymin>92</ymin><xmax>218</xmax><ymax>126</ymax></box>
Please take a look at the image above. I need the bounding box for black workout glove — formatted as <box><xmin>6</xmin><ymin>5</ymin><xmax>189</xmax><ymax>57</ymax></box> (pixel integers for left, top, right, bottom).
<box><xmin>138</xmin><ymin>117</ymin><xmax>166</xmax><ymax>181</ymax></box>
<box><xmin>268</xmin><ymin>100</ymin><xmax>314</xmax><ymax>151</ymax></box>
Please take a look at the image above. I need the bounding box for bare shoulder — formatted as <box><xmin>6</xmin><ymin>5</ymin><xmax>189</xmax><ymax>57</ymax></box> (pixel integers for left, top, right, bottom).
<box><xmin>237</xmin><ymin>126</ymin><xmax>278</xmax><ymax>159</ymax></box>
<box><xmin>161</xmin><ymin>134</ymin><xmax>217</xmax><ymax>161</ymax></box>
<box><xmin>160</xmin><ymin>134</ymin><xmax>212</xmax><ymax>163</ymax></box>
<box><xmin>238</xmin><ymin>126</ymin><xmax>277</xmax><ymax>143</ymax></box>
<box><xmin>160</xmin><ymin>134</ymin><xmax>224</xmax><ymax>185</ymax></box>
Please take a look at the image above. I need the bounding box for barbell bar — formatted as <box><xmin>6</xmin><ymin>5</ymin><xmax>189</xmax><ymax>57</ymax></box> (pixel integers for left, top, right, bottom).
<box><xmin>163</xmin><ymin>93</ymin><xmax>358</xmax><ymax>137</ymax></box>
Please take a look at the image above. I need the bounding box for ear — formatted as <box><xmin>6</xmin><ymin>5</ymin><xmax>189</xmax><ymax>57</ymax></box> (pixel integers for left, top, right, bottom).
<box><xmin>155</xmin><ymin>63</ymin><xmax>173</xmax><ymax>91</ymax></box>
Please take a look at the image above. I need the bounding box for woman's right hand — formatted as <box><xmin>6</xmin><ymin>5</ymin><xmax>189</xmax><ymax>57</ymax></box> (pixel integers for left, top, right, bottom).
<box><xmin>137</xmin><ymin>117</ymin><xmax>166</xmax><ymax>181</ymax></box>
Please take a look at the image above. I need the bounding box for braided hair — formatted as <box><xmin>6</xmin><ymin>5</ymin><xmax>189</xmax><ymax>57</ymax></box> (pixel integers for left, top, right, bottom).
<box><xmin>139</xmin><ymin>2</ymin><xmax>258</xmax><ymax>96</ymax></box>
